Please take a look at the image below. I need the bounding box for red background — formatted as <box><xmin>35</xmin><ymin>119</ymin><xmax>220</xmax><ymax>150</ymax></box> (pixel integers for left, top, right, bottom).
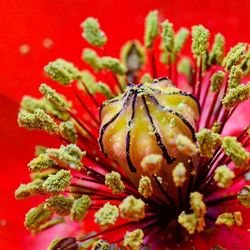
<box><xmin>1</xmin><ymin>0</ymin><xmax>250</xmax><ymax>249</ymax></box>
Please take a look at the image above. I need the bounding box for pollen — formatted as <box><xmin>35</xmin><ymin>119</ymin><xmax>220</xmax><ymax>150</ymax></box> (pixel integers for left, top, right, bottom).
<box><xmin>191</xmin><ymin>25</ymin><xmax>210</xmax><ymax>56</ymax></box>
<box><xmin>100</xmin><ymin>56</ymin><xmax>126</xmax><ymax>75</ymax></box>
<box><xmin>82</xmin><ymin>48</ymin><xmax>103</xmax><ymax>71</ymax></box>
<box><xmin>105</xmin><ymin>171</ymin><xmax>125</xmax><ymax>194</ymax></box>
<box><xmin>144</xmin><ymin>10</ymin><xmax>159</xmax><ymax>48</ymax></box>
<box><xmin>196</xmin><ymin>128</ymin><xmax>221</xmax><ymax>158</ymax></box>
<box><xmin>28</xmin><ymin>153</ymin><xmax>55</xmax><ymax>171</ymax></box>
<box><xmin>222</xmin><ymin>136</ymin><xmax>249</xmax><ymax>167</ymax></box>
<box><xmin>91</xmin><ymin>239</ymin><xmax>110</xmax><ymax>250</ymax></box>
<box><xmin>213</xmin><ymin>165</ymin><xmax>235</xmax><ymax>188</ymax></box>
<box><xmin>81</xmin><ymin>17</ymin><xmax>107</xmax><ymax>47</ymax></box>
<box><xmin>123</xmin><ymin>229</ymin><xmax>144</xmax><ymax>250</ymax></box>
<box><xmin>216</xmin><ymin>211</ymin><xmax>243</xmax><ymax>227</ymax></box>
<box><xmin>45</xmin><ymin>195</ymin><xmax>73</xmax><ymax>216</ymax></box>
<box><xmin>42</xmin><ymin>169</ymin><xmax>72</xmax><ymax>194</ymax></box>
<box><xmin>46</xmin><ymin>144</ymin><xmax>85</xmax><ymax>170</ymax></box>
<box><xmin>140</xmin><ymin>153</ymin><xmax>163</xmax><ymax>174</ymax></box>
<box><xmin>15</xmin><ymin>179</ymin><xmax>45</xmax><ymax>200</ymax></box>
<box><xmin>190</xmin><ymin>192</ymin><xmax>206</xmax><ymax>217</ymax></box>
<box><xmin>138</xmin><ymin>176</ymin><xmax>153</xmax><ymax>198</ymax></box>
<box><xmin>18</xmin><ymin>109</ymin><xmax>59</xmax><ymax>134</ymax></box>
<box><xmin>210</xmin><ymin>71</ymin><xmax>226</xmax><ymax>92</ymax></box>
<box><xmin>208</xmin><ymin>33</ymin><xmax>225</xmax><ymax>65</ymax></box>
<box><xmin>44</xmin><ymin>58</ymin><xmax>79</xmax><ymax>85</ymax></box>
<box><xmin>237</xmin><ymin>186</ymin><xmax>250</xmax><ymax>208</ymax></box>
<box><xmin>59</xmin><ymin>121</ymin><xmax>78</xmax><ymax>143</ymax></box>
<box><xmin>172</xmin><ymin>162</ymin><xmax>187</xmax><ymax>187</ymax></box>
<box><xmin>119</xmin><ymin>195</ymin><xmax>145</xmax><ymax>221</ymax></box>
<box><xmin>161</xmin><ymin>20</ymin><xmax>174</xmax><ymax>53</ymax></box>
<box><xmin>70</xmin><ymin>195</ymin><xmax>91</xmax><ymax>222</ymax></box>
<box><xmin>94</xmin><ymin>202</ymin><xmax>119</xmax><ymax>228</ymax></box>
<box><xmin>24</xmin><ymin>203</ymin><xmax>53</xmax><ymax>231</ymax></box>
<box><xmin>176</xmin><ymin>134</ymin><xmax>198</xmax><ymax>157</ymax></box>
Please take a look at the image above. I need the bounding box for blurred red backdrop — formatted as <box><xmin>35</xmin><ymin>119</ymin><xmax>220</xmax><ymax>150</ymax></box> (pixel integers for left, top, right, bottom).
<box><xmin>1</xmin><ymin>0</ymin><xmax>250</xmax><ymax>249</ymax></box>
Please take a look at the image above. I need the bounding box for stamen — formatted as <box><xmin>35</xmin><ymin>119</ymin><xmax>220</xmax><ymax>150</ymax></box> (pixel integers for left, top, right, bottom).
<box><xmin>172</xmin><ymin>162</ymin><xmax>187</xmax><ymax>187</ymax></box>
<box><xmin>123</xmin><ymin>229</ymin><xmax>144</xmax><ymax>250</ymax></box>
<box><xmin>45</xmin><ymin>195</ymin><xmax>73</xmax><ymax>216</ymax></box>
<box><xmin>119</xmin><ymin>195</ymin><xmax>145</xmax><ymax>221</ymax></box>
<box><xmin>81</xmin><ymin>17</ymin><xmax>107</xmax><ymax>47</ymax></box>
<box><xmin>94</xmin><ymin>202</ymin><xmax>119</xmax><ymax>228</ymax></box>
<box><xmin>42</xmin><ymin>169</ymin><xmax>72</xmax><ymax>194</ymax></box>
<box><xmin>70</xmin><ymin>195</ymin><xmax>91</xmax><ymax>221</ymax></box>
<box><xmin>44</xmin><ymin>59</ymin><xmax>80</xmax><ymax>85</ymax></box>
<box><xmin>213</xmin><ymin>165</ymin><xmax>235</xmax><ymax>188</ymax></box>
<box><xmin>215</xmin><ymin>211</ymin><xmax>243</xmax><ymax>227</ymax></box>
<box><xmin>105</xmin><ymin>171</ymin><xmax>125</xmax><ymax>194</ymax></box>
<box><xmin>18</xmin><ymin>109</ymin><xmax>59</xmax><ymax>134</ymax></box>
<box><xmin>138</xmin><ymin>176</ymin><xmax>153</xmax><ymax>198</ymax></box>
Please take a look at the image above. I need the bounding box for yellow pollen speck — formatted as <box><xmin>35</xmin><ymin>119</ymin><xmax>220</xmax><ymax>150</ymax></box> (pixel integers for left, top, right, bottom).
<box><xmin>213</xmin><ymin>165</ymin><xmax>235</xmax><ymax>188</ymax></box>
<box><xmin>172</xmin><ymin>162</ymin><xmax>187</xmax><ymax>187</ymax></box>
<box><xmin>140</xmin><ymin>153</ymin><xmax>163</xmax><ymax>174</ymax></box>
<box><xmin>216</xmin><ymin>211</ymin><xmax>243</xmax><ymax>228</ymax></box>
<box><xmin>123</xmin><ymin>229</ymin><xmax>144</xmax><ymax>250</ymax></box>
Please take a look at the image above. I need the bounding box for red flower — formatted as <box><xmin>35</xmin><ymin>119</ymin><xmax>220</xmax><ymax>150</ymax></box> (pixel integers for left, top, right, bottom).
<box><xmin>1</xmin><ymin>1</ymin><xmax>250</xmax><ymax>250</ymax></box>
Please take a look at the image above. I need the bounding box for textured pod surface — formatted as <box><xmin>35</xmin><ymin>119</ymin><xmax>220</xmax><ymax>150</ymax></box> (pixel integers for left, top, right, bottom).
<box><xmin>99</xmin><ymin>78</ymin><xmax>200</xmax><ymax>192</ymax></box>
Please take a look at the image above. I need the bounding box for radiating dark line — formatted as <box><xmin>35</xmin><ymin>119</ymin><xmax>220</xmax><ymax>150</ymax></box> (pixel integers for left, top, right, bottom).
<box><xmin>148</xmin><ymin>87</ymin><xmax>201</xmax><ymax>115</ymax></box>
<box><xmin>142</xmin><ymin>95</ymin><xmax>175</xmax><ymax>164</ymax></box>
<box><xmin>98</xmin><ymin>91</ymin><xmax>133</xmax><ymax>155</ymax></box>
<box><xmin>125</xmin><ymin>92</ymin><xmax>138</xmax><ymax>172</ymax></box>
<box><xmin>147</xmin><ymin>93</ymin><xmax>196</xmax><ymax>141</ymax></box>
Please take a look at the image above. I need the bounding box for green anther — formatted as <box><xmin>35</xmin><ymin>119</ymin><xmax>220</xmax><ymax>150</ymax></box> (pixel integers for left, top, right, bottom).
<box><xmin>140</xmin><ymin>153</ymin><xmax>163</xmax><ymax>174</ymax></box>
<box><xmin>39</xmin><ymin>83</ymin><xmax>70</xmax><ymax>111</ymax></box>
<box><xmin>140</xmin><ymin>73</ymin><xmax>153</xmax><ymax>84</ymax></box>
<box><xmin>196</xmin><ymin>129</ymin><xmax>221</xmax><ymax>158</ymax></box>
<box><xmin>208</xmin><ymin>33</ymin><xmax>225</xmax><ymax>65</ymax></box>
<box><xmin>82</xmin><ymin>48</ymin><xmax>103</xmax><ymax>71</ymax></box>
<box><xmin>15</xmin><ymin>179</ymin><xmax>45</xmax><ymax>200</ymax></box>
<box><xmin>211</xmin><ymin>122</ymin><xmax>222</xmax><ymax>134</ymax></box>
<box><xmin>105</xmin><ymin>171</ymin><xmax>125</xmax><ymax>194</ymax></box>
<box><xmin>228</xmin><ymin>65</ymin><xmax>243</xmax><ymax>89</ymax></box>
<box><xmin>191</xmin><ymin>25</ymin><xmax>210</xmax><ymax>56</ymax></box>
<box><xmin>240</xmin><ymin>49</ymin><xmax>250</xmax><ymax>75</ymax></box>
<box><xmin>91</xmin><ymin>240</ymin><xmax>110</xmax><ymax>250</ymax></box>
<box><xmin>18</xmin><ymin>109</ymin><xmax>59</xmax><ymax>134</ymax></box>
<box><xmin>81</xmin><ymin>17</ymin><xmax>107</xmax><ymax>47</ymax></box>
<box><xmin>78</xmin><ymin>70</ymin><xmax>97</xmax><ymax>94</ymax></box>
<box><xmin>138</xmin><ymin>176</ymin><xmax>153</xmax><ymax>198</ymax></box>
<box><xmin>123</xmin><ymin>229</ymin><xmax>144</xmax><ymax>250</ymax></box>
<box><xmin>120</xmin><ymin>40</ymin><xmax>145</xmax><ymax>73</ymax></box>
<box><xmin>178</xmin><ymin>212</ymin><xmax>198</xmax><ymax>235</ymax></box>
<box><xmin>59</xmin><ymin>121</ymin><xmax>77</xmax><ymax>143</ymax></box>
<box><xmin>210</xmin><ymin>71</ymin><xmax>226</xmax><ymax>92</ymax></box>
<box><xmin>94</xmin><ymin>202</ymin><xmax>119</xmax><ymax>228</ymax></box>
<box><xmin>161</xmin><ymin>20</ymin><xmax>174</xmax><ymax>53</ymax></box>
<box><xmin>223</xmin><ymin>43</ymin><xmax>247</xmax><ymax>71</ymax></box>
<box><xmin>144</xmin><ymin>10</ymin><xmax>159</xmax><ymax>48</ymax></box>
<box><xmin>96</xmin><ymin>82</ymin><xmax>114</xmax><ymax>99</ymax></box>
<box><xmin>213</xmin><ymin>165</ymin><xmax>235</xmax><ymax>188</ymax></box>
<box><xmin>44</xmin><ymin>58</ymin><xmax>79</xmax><ymax>85</ymax></box>
<box><xmin>174</xmin><ymin>28</ymin><xmax>189</xmax><ymax>54</ymax></box>
<box><xmin>100</xmin><ymin>56</ymin><xmax>126</xmax><ymax>75</ymax></box>
<box><xmin>42</xmin><ymin>169</ymin><xmax>72</xmax><ymax>194</ymax></box>
<box><xmin>70</xmin><ymin>195</ymin><xmax>91</xmax><ymax>222</ymax></box>
<box><xmin>176</xmin><ymin>134</ymin><xmax>198</xmax><ymax>157</ymax></box>
<box><xmin>238</xmin><ymin>185</ymin><xmax>250</xmax><ymax>208</ymax></box>
<box><xmin>28</xmin><ymin>153</ymin><xmax>55</xmax><ymax>171</ymax></box>
<box><xmin>222</xmin><ymin>83</ymin><xmax>250</xmax><ymax>109</ymax></box>
<box><xmin>222</xmin><ymin>136</ymin><xmax>249</xmax><ymax>167</ymax></box>
<box><xmin>24</xmin><ymin>203</ymin><xmax>53</xmax><ymax>231</ymax></box>
<box><xmin>216</xmin><ymin>212</ymin><xmax>243</xmax><ymax>227</ymax></box>
<box><xmin>119</xmin><ymin>195</ymin><xmax>145</xmax><ymax>222</ymax></box>
<box><xmin>190</xmin><ymin>192</ymin><xmax>206</xmax><ymax>217</ymax></box>
<box><xmin>177</xmin><ymin>57</ymin><xmax>193</xmax><ymax>83</ymax></box>
<box><xmin>46</xmin><ymin>144</ymin><xmax>85</xmax><ymax>170</ymax></box>
<box><xmin>45</xmin><ymin>195</ymin><xmax>73</xmax><ymax>216</ymax></box>
<box><xmin>21</xmin><ymin>96</ymin><xmax>45</xmax><ymax>113</ymax></box>
<box><xmin>172</xmin><ymin>162</ymin><xmax>187</xmax><ymax>187</ymax></box>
